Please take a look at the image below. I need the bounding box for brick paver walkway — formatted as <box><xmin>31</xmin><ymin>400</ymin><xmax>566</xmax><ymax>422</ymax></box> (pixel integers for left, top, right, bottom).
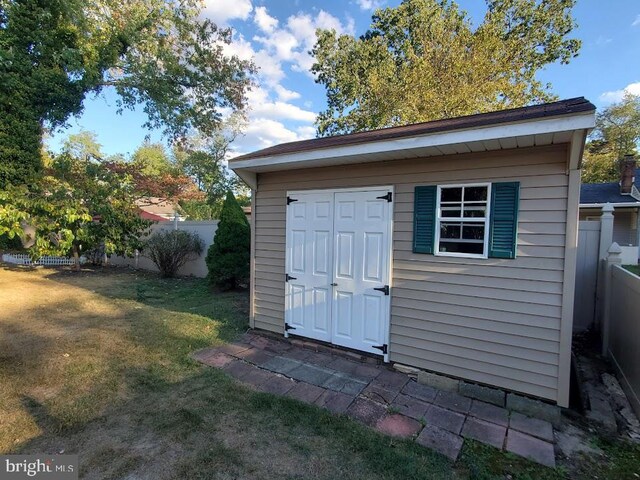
<box><xmin>193</xmin><ymin>332</ymin><xmax>556</xmax><ymax>467</ymax></box>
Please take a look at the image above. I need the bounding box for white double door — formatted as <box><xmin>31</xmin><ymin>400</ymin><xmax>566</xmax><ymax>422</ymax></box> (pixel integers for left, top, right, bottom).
<box><xmin>285</xmin><ymin>188</ymin><xmax>392</xmax><ymax>356</ymax></box>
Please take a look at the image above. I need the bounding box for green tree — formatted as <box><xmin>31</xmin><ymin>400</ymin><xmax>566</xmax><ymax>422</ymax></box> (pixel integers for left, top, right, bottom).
<box><xmin>205</xmin><ymin>191</ymin><xmax>249</xmax><ymax>290</ymax></box>
<box><xmin>62</xmin><ymin>131</ymin><xmax>103</xmax><ymax>161</ymax></box>
<box><xmin>581</xmin><ymin>94</ymin><xmax>640</xmax><ymax>183</ymax></box>
<box><xmin>174</xmin><ymin>114</ymin><xmax>248</xmax><ymax>216</ymax></box>
<box><xmin>178</xmin><ymin>199</ymin><xmax>217</xmax><ymax>221</ymax></box>
<box><xmin>311</xmin><ymin>0</ymin><xmax>580</xmax><ymax>136</ymax></box>
<box><xmin>0</xmin><ymin>152</ymin><xmax>151</xmax><ymax>268</ymax></box>
<box><xmin>131</xmin><ymin>140</ymin><xmax>175</xmax><ymax>177</ymax></box>
<box><xmin>0</xmin><ymin>0</ymin><xmax>254</xmax><ymax>188</ymax></box>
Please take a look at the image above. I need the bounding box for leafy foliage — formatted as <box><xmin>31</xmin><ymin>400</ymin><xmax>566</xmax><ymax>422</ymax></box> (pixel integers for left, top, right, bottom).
<box><xmin>62</xmin><ymin>131</ymin><xmax>103</xmax><ymax>161</ymax></box>
<box><xmin>0</xmin><ymin>0</ymin><xmax>254</xmax><ymax>187</ymax></box>
<box><xmin>0</xmin><ymin>232</ymin><xmax>23</xmax><ymax>251</ymax></box>
<box><xmin>174</xmin><ymin>115</ymin><xmax>248</xmax><ymax>216</ymax></box>
<box><xmin>582</xmin><ymin>94</ymin><xmax>640</xmax><ymax>183</ymax></box>
<box><xmin>206</xmin><ymin>191</ymin><xmax>249</xmax><ymax>290</ymax></box>
<box><xmin>132</xmin><ymin>141</ymin><xmax>177</xmax><ymax>177</ymax></box>
<box><xmin>0</xmin><ymin>153</ymin><xmax>152</xmax><ymax>262</ymax></box>
<box><xmin>178</xmin><ymin>200</ymin><xmax>217</xmax><ymax>221</ymax></box>
<box><xmin>311</xmin><ymin>0</ymin><xmax>581</xmax><ymax>136</ymax></box>
<box><xmin>144</xmin><ymin>229</ymin><xmax>204</xmax><ymax>278</ymax></box>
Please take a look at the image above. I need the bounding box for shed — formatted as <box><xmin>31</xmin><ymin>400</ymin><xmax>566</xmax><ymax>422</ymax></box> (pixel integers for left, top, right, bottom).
<box><xmin>229</xmin><ymin>97</ymin><xmax>596</xmax><ymax>407</ymax></box>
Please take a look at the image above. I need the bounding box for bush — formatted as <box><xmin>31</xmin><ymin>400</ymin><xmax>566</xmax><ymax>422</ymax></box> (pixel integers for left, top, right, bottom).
<box><xmin>206</xmin><ymin>191</ymin><xmax>249</xmax><ymax>290</ymax></box>
<box><xmin>144</xmin><ymin>230</ymin><xmax>204</xmax><ymax>278</ymax></box>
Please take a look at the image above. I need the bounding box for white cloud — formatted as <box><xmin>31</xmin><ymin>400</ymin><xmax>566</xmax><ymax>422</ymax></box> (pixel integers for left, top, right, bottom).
<box><xmin>254</xmin><ymin>29</ymin><xmax>299</xmax><ymax>62</ymax></box>
<box><xmin>220</xmin><ymin>33</ymin><xmax>255</xmax><ymax>61</ymax></box>
<box><xmin>201</xmin><ymin>0</ymin><xmax>253</xmax><ymax>25</ymax></box>
<box><xmin>632</xmin><ymin>14</ymin><xmax>640</xmax><ymax>27</ymax></box>
<box><xmin>274</xmin><ymin>85</ymin><xmax>301</xmax><ymax>101</ymax></box>
<box><xmin>356</xmin><ymin>0</ymin><xmax>385</xmax><ymax>10</ymax></box>
<box><xmin>253</xmin><ymin>102</ymin><xmax>316</xmax><ymax>122</ymax></box>
<box><xmin>210</xmin><ymin>5</ymin><xmax>350</xmax><ymax>155</ymax></box>
<box><xmin>247</xmin><ymin>86</ymin><xmax>315</xmax><ymax>122</ymax></box>
<box><xmin>254</xmin><ymin>6</ymin><xmax>278</xmax><ymax>33</ymax></box>
<box><xmin>296</xmin><ymin>126</ymin><xmax>316</xmax><ymax>138</ymax></box>
<box><xmin>595</xmin><ymin>35</ymin><xmax>612</xmax><ymax>46</ymax></box>
<box><xmin>233</xmin><ymin>118</ymin><xmax>300</xmax><ymax>151</ymax></box>
<box><xmin>600</xmin><ymin>82</ymin><xmax>640</xmax><ymax>103</ymax></box>
<box><xmin>221</xmin><ymin>32</ymin><xmax>285</xmax><ymax>85</ymax></box>
<box><xmin>254</xmin><ymin>9</ymin><xmax>354</xmax><ymax>77</ymax></box>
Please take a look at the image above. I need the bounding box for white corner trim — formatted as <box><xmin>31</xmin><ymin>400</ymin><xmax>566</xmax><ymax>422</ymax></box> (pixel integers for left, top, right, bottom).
<box><xmin>568</xmin><ymin>129</ymin><xmax>588</xmax><ymax>171</ymax></box>
<box><xmin>230</xmin><ymin>112</ymin><xmax>595</xmax><ymax>172</ymax></box>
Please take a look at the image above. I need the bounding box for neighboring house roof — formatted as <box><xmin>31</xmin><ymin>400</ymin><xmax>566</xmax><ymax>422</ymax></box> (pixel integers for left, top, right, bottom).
<box><xmin>136</xmin><ymin>197</ymin><xmax>178</xmax><ymax>218</ymax></box>
<box><xmin>580</xmin><ymin>168</ymin><xmax>640</xmax><ymax>206</ymax></box>
<box><xmin>229</xmin><ymin>97</ymin><xmax>596</xmax><ymax>190</ymax></box>
<box><xmin>139</xmin><ymin>210</ymin><xmax>171</xmax><ymax>222</ymax></box>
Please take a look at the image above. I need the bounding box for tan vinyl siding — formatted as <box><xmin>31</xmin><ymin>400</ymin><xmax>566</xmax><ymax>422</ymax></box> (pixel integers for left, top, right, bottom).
<box><xmin>252</xmin><ymin>144</ymin><xmax>570</xmax><ymax>401</ymax></box>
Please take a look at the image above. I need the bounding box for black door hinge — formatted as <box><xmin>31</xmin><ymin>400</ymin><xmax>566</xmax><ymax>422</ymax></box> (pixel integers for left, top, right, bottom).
<box><xmin>285</xmin><ymin>323</ymin><xmax>296</xmax><ymax>331</ymax></box>
<box><xmin>373</xmin><ymin>344</ymin><xmax>388</xmax><ymax>355</ymax></box>
<box><xmin>373</xmin><ymin>285</ymin><xmax>390</xmax><ymax>295</ymax></box>
<box><xmin>285</xmin><ymin>273</ymin><xmax>297</xmax><ymax>282</ymax></box>
<box><xmin>376</xmin><ymin>192</ymin><xmax>392</xmax><ymax>202</ymax></box>
<box><xmin>287</xmin><ymin>196</ymin><xmax>298</xmax><ymax>205</ymax></box>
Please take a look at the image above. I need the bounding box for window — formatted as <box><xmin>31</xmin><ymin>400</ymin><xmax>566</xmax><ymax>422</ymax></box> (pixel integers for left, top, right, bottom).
<box><xmin>436</xmin><ymin>184</ymin><xmax>490</xmax><ymax>257</ymax></box>
<box><xmin>413</xmin><ymin>182</ymin><xmax>520</xmax><ymax>259</ymax></box>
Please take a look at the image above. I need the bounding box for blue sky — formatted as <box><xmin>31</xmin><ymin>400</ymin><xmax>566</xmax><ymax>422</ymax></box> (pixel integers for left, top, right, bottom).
<box><xmin>47</xmin><ymin>0</ymin><xmax>640</xmax><ymax>158</ymax></box>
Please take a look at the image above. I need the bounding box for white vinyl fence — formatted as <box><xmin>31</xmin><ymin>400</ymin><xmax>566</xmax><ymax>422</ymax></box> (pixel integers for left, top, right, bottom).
<box><xmin>1</xmin><ymin>253</ymin><xmax>86</xmax><ymax>266</ymax></box>
<box><xmin>574</xmin><ymin>221</ymin><xmax>601</xmax><ymax>332</ymax></box>
<box><xmin>110</xmin><ymin>220</ymin><xmax>218</xmax><ymax>278</ymax></box>
<box><xmin>602</xmin><ymin>247</ymin><xmax>640</xmax><ymax>418</ymax></box>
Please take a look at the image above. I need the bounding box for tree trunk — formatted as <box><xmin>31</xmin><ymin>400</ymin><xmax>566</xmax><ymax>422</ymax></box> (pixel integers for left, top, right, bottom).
<box><xmin>72</xmin><ymin>245</ymin><xmax>80</xmax><ymax>271</ymax></box>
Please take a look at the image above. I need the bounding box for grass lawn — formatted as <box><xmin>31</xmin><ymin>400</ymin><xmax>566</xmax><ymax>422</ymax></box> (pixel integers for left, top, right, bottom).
<box><xmin>623</xmin><ymin>264</ymin><xmax>640</xmax><ymax>276</ymax></box>
<box><xmin>0</xmin><ymin>266</ymin><xmax>637</xmax><ymax>479</ymax></box>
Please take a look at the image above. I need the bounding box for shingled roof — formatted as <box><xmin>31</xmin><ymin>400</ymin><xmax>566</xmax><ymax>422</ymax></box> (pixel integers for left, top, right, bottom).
<box><xmin>580</xmin><ymin>168</ymin><xmax>640</xmax><ymax>205</ymax></box>
<box><xmin>231</xmin><ymin>97</ymin><xmax>596</xmax><ymax>162</ymax></box>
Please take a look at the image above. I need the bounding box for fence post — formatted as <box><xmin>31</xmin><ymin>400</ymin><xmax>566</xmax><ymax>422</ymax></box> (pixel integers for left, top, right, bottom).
<box><xmin>602</xmin><ymin>242</ymin><xmax>623</xmax><ymax>356</ymax></box>
<box><xmin>596</xmin><ymin>203</ymin><xmax>615</xmax><ymax>328</ymax></box>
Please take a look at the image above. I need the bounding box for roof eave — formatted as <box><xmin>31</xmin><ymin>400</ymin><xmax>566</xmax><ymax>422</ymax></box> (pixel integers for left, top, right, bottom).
<box><xmin>230</xmin><ymin>111</ymin><xmax>595</xmax><ymax>179</ymax></box>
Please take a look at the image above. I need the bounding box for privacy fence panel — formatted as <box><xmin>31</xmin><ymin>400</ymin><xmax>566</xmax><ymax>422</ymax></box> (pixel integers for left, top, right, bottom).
<box><xmin>110</xmin><ymin>221</ymin><xmax>219</xmax><ymax>278</ymax></box>
<box><xmin>607</xmin><ymin>265</ymin><xmax>640</xmax><ymax>417</ymax></box>
<box><xmin>574</xmin><ymin>221</ymin><xmax>601</xmax><ymax>332</ymax></box>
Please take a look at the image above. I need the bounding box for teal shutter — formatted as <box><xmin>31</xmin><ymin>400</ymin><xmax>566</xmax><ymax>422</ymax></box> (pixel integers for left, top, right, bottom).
<box><xmin>413</xmin><ymin>186</ymin><xmax>437</xmax><ymax>254</ymax></box>
<box><xmin>489</xmin><ymin>182</ymin><xmax>520</xmax><ymax>259</ymax></box>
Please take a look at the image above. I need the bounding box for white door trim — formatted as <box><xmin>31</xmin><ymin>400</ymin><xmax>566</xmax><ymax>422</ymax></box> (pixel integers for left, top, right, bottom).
<box><xmin>284</xmin><ymin>186</ymin><xmax>394</xmax><ymax>361</ymax></box>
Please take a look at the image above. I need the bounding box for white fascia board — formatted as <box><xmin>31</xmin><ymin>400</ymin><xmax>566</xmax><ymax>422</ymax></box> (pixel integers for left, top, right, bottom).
<box><xmin>580</xmin><ymin>202</ymin><xmax>640</xmax><ymax>208</ymax></box>
<box><xmin>230</xmin><ymin>112</ymin><xmax>595</xmax><ymax>172</ymax></box>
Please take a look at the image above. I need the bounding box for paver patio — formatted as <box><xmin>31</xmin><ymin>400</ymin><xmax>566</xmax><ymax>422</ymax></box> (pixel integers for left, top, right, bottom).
<box><xmin>194</xmin><ymin>332</ymin><xmax>557</xmax><ymax>466</ymax></box>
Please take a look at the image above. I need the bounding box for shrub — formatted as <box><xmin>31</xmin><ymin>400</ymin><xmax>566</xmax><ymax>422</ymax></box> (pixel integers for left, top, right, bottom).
<box><xmin>144</xmin><ymin>230</ymin><xmax>204</xmax><ymax>278</ymax></box>
<box><xmin>206</xmin><ymin>191</ymin><xmax>249</xmax><ymax>290</ymax></box>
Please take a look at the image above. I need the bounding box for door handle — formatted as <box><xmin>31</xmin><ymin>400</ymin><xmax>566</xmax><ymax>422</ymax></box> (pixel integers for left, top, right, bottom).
<box><xmin>374</xmin><ymin>285</ymin><xmax>390</xmax><ymax>295</ymax></box>
<box><xmin>330</xmin><ymin>283</ymin><xmax>338</xmax><ymax>286</ymax></box>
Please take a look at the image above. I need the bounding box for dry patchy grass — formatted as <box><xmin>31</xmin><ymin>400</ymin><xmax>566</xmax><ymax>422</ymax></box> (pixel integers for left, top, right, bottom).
<box><xmin>3</xmin><ymin>265</ymin><xmax>629</xmax><ymax>479</ymax></box>
<box><xmin>0</xmin><ymin>266</ymin><xmax>456</xmax><ymax>479</ymax></box>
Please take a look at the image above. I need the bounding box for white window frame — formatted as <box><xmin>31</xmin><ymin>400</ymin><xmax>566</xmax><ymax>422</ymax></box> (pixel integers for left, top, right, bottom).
<box><xmin>434</xmin><ymin>183</ymin><xmax>491</xmax><ymax>259</ymax></box>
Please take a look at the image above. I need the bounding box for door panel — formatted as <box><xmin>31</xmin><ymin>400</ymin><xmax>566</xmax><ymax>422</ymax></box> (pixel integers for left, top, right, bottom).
<box><xmin>331</xmin><ymin>190</ymin><xmax>391</xmax><ymax>354</ymax></box>
<box><xmin>285</xmin><ymin>193</ymin><xmax>334</xmax><ymax>342</ymax></box>
<box><xmin>285</xmin><ymin>189</ymin><xmax>391</xmax><ymax>355</ymax></box>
